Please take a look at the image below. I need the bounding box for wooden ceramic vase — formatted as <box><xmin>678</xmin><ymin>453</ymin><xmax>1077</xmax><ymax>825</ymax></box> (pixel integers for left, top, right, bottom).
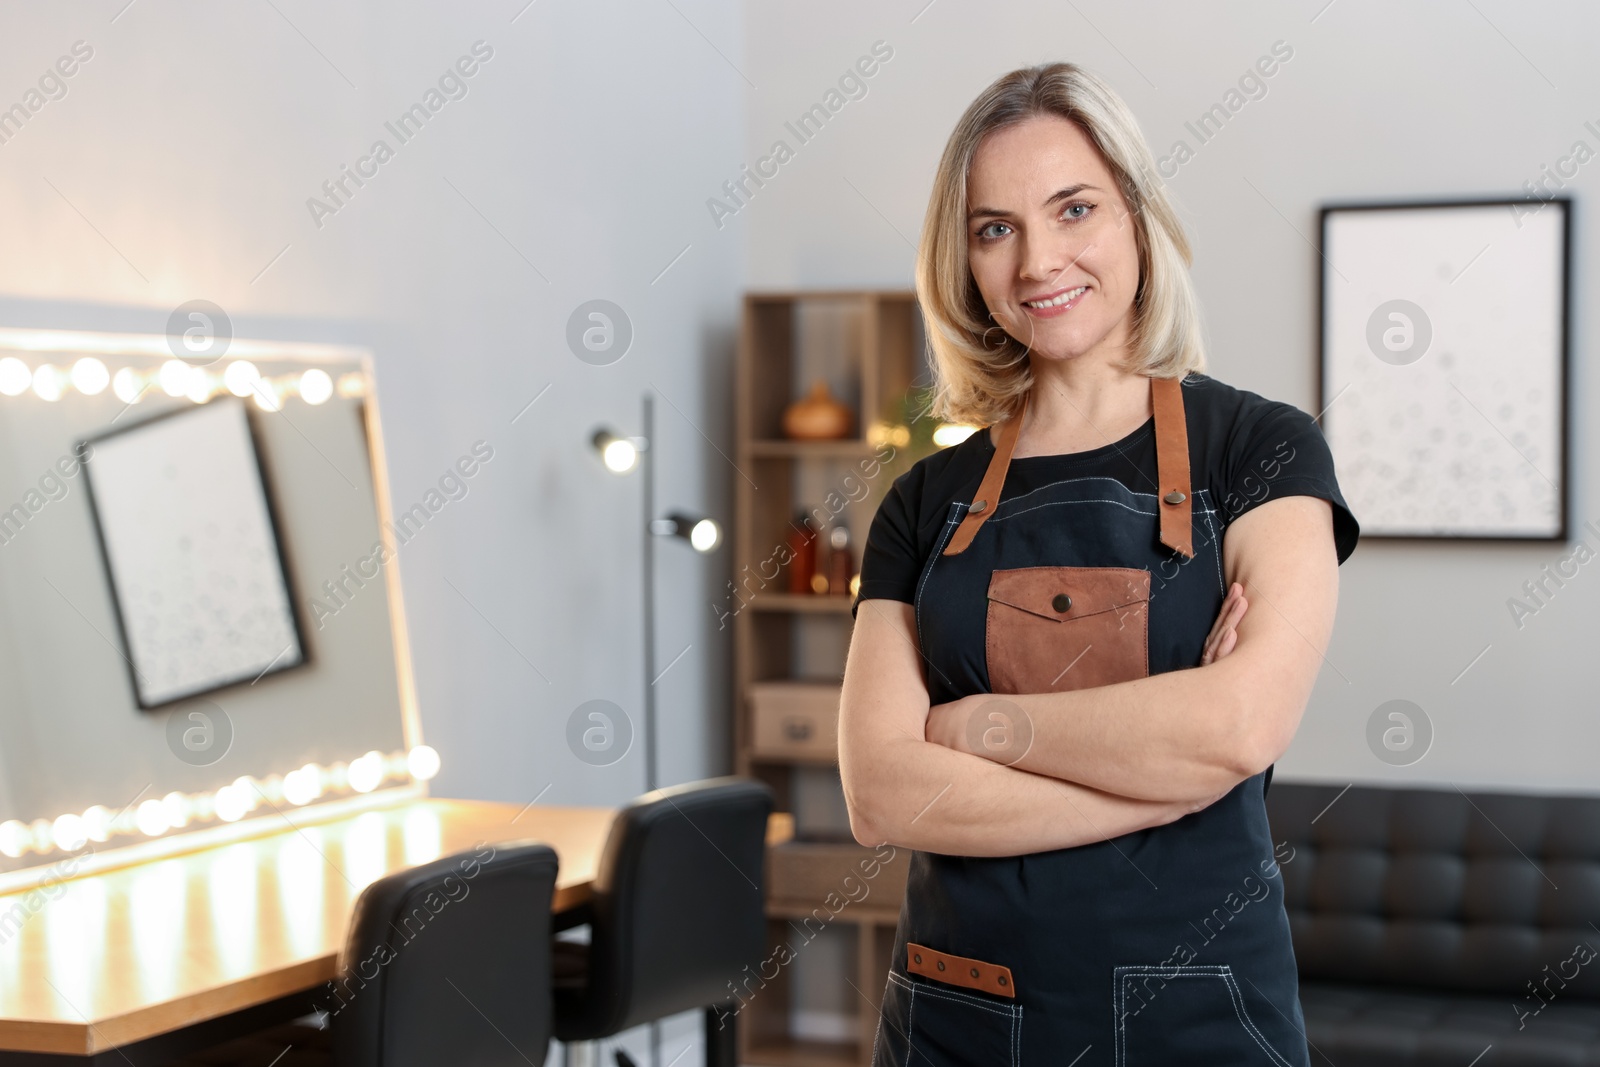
<box><xmin>782</xmin><ymin>380</ymin><xmax>854</xmax><ymax>440</ymax></box>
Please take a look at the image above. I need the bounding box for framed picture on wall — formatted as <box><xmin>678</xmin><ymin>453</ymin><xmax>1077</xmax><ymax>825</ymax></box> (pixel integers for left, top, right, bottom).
<box><xmin>81</xmin><ymin>398</ymin><xmax>306</xmax><ymax>709</ymax></box>
<box><xmin>1318</xmin><ymin>197</ymin><xmax>1570</xmax><ymax>541</ymax></box>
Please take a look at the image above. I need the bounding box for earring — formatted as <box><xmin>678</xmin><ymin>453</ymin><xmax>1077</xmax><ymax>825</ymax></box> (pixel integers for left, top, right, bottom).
<box><xmin>982</xmin><ymin>325</ymin><xmax>1008</xmax><ymax>350</ymax></box>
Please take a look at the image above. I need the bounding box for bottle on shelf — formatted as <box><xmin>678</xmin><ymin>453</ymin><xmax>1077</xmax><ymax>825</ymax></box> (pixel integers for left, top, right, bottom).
<box><xmin>826</xmin><ymin>524</ymin><xmax>854</xmax><ymax>597</ymax></box>
<box><xmin>785</xmin><ymin>512</ymin><xmax>819</xmax><ymax>596</ymax></box>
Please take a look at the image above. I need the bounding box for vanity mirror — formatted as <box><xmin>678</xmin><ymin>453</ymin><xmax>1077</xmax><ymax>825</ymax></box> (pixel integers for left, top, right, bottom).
<box><xmin>0</xmin><ymin>328</ymin><xmax>431</xmax><ymax>888</ymax></box>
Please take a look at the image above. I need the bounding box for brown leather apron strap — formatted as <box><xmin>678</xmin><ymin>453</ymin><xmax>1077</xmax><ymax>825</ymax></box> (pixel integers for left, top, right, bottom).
<box><xmin>941</xmin><ymin>376</ymin><xmax>1195</xmax><ymax>559</ymax></box>
<box><xmin>941</xmin><ymin>391</ymin><xmax>1027</xmax><ymax>556</ymax></box>
<box><xmin>906</xmin><ymin>941</ymin><xmax>1017</xmax><ymax>998</ymax></box>
<box><xmin>1151</xmin><ymin>375</ymin><xmax>1195</xmax><ymax>559</ymax></box>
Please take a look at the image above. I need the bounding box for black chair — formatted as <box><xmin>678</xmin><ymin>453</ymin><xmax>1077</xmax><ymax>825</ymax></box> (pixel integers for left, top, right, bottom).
<box><xmin>552</xmin><ymin>777</ymin><xmax>775</xmax><ymax>1067</ymax></box>
<box><xmin>330</xmin><ymin>840</ymin><xmax>562</xmax><ymax>1067</ymax></box>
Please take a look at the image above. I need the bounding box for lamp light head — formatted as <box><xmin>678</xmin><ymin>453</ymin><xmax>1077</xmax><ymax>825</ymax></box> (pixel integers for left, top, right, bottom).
<box><xmin>650</xmin><ymin>511</ymin><xmax>721</xmax><ymax>553</ymax></box>
<box><xmin>591</xmin><ymin>428</ymin><xmax>645</xmax><ymax>474</ymax></box>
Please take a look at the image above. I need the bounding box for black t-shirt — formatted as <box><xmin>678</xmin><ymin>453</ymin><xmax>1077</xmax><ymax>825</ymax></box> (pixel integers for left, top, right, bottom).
<box><xmin>852</xmin><ymin>373</ymin><xmax>1359</xmax><ymax>618</ymax></box>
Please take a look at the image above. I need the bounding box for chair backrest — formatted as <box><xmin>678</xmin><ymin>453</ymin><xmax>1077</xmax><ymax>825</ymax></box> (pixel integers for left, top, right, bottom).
<box><xmin>328</xmin><ymin>840</ymin><xmax>560</xmax><ymax>1067</ymax></box>
<box><xmin>1267</xmin><ymin>782</ymin><xmax>1600</xmax><ymax>998</ymax></box>
<box><xmin>580</xmin><ymin>776</ymin><xmax>774</xmax><ymax>1036</ymax></box>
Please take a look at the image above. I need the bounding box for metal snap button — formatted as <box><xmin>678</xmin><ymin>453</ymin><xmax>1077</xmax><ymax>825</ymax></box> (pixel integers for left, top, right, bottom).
<box><xmin>998</xmin><ymin>975</ymin><xmax>1009</xmax><ymax>986</ymax></box>
<box><xmin>936</xmin><ymin>960</ymin><xmax>946</xmax><ymax>971</ymax></box>
<box><xmin>970</xmin><ymin>968</ymin><xmax>980</xmax><ymax>979</ymax></box>
<box><xmin>1163</xmin><ymin>490</ymin><xmax>1186</xmax><ymax>505</ymax></box>
<box><xmin>970</xmin><ymin>499</ymin><xmax>988</xmax><ymax>514</ymax></box>
<box><xmin>913</xmin><ymin>953</ymin><xmax>922</xmax><ymax>964</ymax></box>
<box><xmin>1052</xmin><ymin>594</ymin><xmax>1072</xmax><ymax>613</ymax></box>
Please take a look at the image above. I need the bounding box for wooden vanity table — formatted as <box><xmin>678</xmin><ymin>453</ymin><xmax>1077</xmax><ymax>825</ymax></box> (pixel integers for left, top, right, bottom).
<box><xmin>0</xmin><ymin>798</ymin><xmax>616</xmax><ymax>1065</ymax></box>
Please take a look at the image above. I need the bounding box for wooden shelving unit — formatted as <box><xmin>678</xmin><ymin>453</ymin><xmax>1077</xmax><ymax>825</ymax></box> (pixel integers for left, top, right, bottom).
<box><xmin>733</xmin><ymin>291</ymin><xmax>929</xmax><ymax>1067</ymax></box>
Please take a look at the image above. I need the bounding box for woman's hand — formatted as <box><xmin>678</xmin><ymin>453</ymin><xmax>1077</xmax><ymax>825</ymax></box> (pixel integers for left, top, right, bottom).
<box><xmin>1200</xmin><ymin>581</ymin><xmax>1247</xmax><ymax>666</ymax></box>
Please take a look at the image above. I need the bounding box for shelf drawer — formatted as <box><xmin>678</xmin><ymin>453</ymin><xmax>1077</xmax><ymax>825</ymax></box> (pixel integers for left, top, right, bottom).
<box><xmin>767</xmin><ymin>839</ymin><xmax>908</xmax><ymax>914</ymax></box>
<box><xmin>750</xmin><ymin>681</ymin><xmax>841</xmax><ymax>761</ymax></box>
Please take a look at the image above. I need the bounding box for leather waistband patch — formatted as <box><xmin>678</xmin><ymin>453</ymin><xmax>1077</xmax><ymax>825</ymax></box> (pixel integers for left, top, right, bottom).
<box><xmin>906</xmin><ymin>942</ymin><xmax>1016</xmax><ymax>999</ymax></box>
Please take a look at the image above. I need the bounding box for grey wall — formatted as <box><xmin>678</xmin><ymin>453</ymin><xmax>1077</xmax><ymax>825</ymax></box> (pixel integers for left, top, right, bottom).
<box><xmin>0</xmin><ymin>0</ymin><xmax>746</xmax><ymax>822</ymax></box>
<box><xmin>739</xmin><ymin>0</ymin><xmax>1600</xmax><ymax>794</ymax></box>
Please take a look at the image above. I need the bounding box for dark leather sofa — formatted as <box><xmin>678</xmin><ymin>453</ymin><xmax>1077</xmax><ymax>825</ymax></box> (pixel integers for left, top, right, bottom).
<box><xmin>1267</xmin><ymin>781</ymin><xmax>1600</xmax><ymax>1066</ymax></box>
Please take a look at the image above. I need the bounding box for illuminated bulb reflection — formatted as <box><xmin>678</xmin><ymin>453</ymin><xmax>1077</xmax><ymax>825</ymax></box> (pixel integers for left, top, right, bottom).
<box><xmin>129</xmin><ymin>860</ymin><xmax>186</xmax><ymax>1000</ymax></box>
<box><xmin>208</xmin><ymin>845</ymin><xmax>258</xmax><ymax>977</ymax></box>
<box><xmin>277</xmin><ymin>830</ymin><xmax>325</xmax><ymax>958</ymax></box>
<box><xmin>403</xmin><ymin>805</ymin><xmax>442</xmax><ymax>865</ymax></box>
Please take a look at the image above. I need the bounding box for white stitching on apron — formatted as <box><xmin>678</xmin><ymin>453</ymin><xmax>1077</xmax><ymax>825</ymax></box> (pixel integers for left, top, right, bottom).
<box><xmin>1112</xmin><ymin>965</ymin><xmax>1295</xmax><ymax>1067</ymax></box>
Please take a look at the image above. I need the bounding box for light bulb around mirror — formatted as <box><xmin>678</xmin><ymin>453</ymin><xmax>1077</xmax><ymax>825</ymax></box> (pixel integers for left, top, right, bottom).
<box><xmin>135</xmin><ymin>799</ymin><xmax>170</xmax><ymax>837</ymax></box>
<box><xmin>159</xmin><ymin>359</ymin><xmax>192</xmax><ymax>397</ymax></box>
<box><xmin>299</xmin><ymin>368</ymin><xmax>333</xmax><ymax>405</ymax></box>
<box><xmin>347</xmin><ymin>751</ymin><xmax>385</xmax><ymax>794</ymax></box>
<box><xmin>112</xmin><ymin>367</ymin><xmax>142</xmax><ymax>404</ymax></box>
<box><xmin>162</xmin><ymin>791</ymin><xmax>190</xmax><ymax>829</ymax></box>
<box><xmin>81</xmin><ymin>805</ymin><xmax>112</xmax><ymax>843</ymax></box>
<box><xmin>407</xmin><ymin>745</ymin><xmax>441</xmax><ymax>782</ymax></box>
<box><xmin>70</xmin><ymin>357</ymin><xmax>109</xmax><ymax>396</ymax></box>
<box><xmin>51</xmin><ymin>813</ymin><xmax>88</xmax><ymax>851</ymax></box>
<box><xmin>223</xmin><ymin>360</ymin><xmax>260</xmax><ymax>397</ymax></box>
<box><xmin>214</xmin><ymin>785</ymin><xmax>248</xmax><ymax>823</ymax></box>
<box><xmin>0</xmin><ymin>357</ymin><xmax>30</xmax><ymax>397</ymax></box>
<box><xmin>252</xmin><ymin>381</ymin><xmax>282</xmax><ymax>412</ymax></box>
<box><xmin>185</xmin><ymin>371</ymin><xmax>214</xmax><ymax>404</ymax></box>
<box><xmin>0</xmin><ymin>820</ymin><xmax>29</xmax><ymax>858</ymax></box>
<box><xmin>32</xmin><ymin>364</ymin><xmax>63</xmax><ymax>402</ymax></box>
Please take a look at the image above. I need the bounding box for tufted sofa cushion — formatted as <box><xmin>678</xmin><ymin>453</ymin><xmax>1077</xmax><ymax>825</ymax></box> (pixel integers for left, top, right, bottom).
<box><xmin>1267</xmin><ymin>782</ymin><xmax>1600</xmax><ymax>1065</ymax></box>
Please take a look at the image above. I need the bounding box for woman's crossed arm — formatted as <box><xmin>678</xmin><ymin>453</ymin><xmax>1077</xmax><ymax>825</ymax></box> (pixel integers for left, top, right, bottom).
<box><xmin>839</xmin><ymin>598</ymin><xmax>1216</xmax><ymax>856</ymax></box>
<box><xmin>924</xmin><ymin>495</ymin><xmax>1340</xmax><ymax>803</ymax></box>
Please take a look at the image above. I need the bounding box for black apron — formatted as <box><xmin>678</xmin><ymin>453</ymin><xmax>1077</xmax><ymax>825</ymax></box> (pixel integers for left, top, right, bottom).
<box><xmin>871</xmin><ymin>375</ymin><xmax>1309</xmax><ymax>1067</ymax></box>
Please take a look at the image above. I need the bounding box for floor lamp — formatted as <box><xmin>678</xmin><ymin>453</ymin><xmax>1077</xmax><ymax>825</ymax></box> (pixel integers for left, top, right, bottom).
<box><xmin>592</xmin><ymin>390</ymin><xmax>720</xmax><ymax>793</ymax></box>
<box><xmin>590</xmin><ymin>391</ymin><xmax>720</xmax><ymax>1067</ymax></box>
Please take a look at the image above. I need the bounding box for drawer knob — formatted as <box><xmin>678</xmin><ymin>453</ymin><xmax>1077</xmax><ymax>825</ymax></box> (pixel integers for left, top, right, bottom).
<box><xmin>783</xmin><ymin>719</ymin><xmax>813</xmax><ymax>741</ymax></box>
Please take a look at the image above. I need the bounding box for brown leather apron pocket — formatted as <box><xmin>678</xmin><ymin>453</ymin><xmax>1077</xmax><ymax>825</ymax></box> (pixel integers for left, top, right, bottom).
<box><xmin>985</xmin><ymin>566</ymin><xmax>1150</xmax><ymax>694</ymax></box>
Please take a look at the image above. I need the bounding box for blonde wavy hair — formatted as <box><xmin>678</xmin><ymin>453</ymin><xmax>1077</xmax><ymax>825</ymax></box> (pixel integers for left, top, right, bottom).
<box><xmin>917</xmin><ymin>62</ymin><xmax>1206</xmax><ymax>427</ymax></box>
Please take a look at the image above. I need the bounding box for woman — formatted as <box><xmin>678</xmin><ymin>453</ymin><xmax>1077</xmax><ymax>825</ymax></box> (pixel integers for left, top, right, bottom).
<box><xmin>840</xmin><ymin>63</ymin><xmax>1359</xmax><ymax>1066</ymax></box>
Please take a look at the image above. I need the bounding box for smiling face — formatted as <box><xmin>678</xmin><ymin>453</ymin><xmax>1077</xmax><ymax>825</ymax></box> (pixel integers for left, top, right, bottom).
<box><xmin>966</xmin><ymin>113</ymin><xmax>1143</xmax><ymax>368</ymax></box>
